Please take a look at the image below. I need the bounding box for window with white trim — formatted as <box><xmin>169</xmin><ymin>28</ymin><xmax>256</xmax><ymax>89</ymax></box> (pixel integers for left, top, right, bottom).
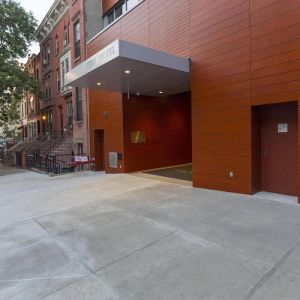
<box><xmin>55</xmin><ymin>35</ymin><xmax>59</xmax><ymax>55</ymax></box>
<box><xmin>56</xmin><ymin>69</ymin><xmax>61</xmax><ymax>92</ymax></box>
<box><xmin>74</xmin><ymin>21</ymin><xmax>80</xmax><ymax>58</ymax></box>
<box><xmin>60</xmin><ymin>50</ymin><xmax>71</xmax><ymax>93</ymax></box>
<box><xmin>64</xmin><ymin>25</ymin><xmax>68</xmax><ymax>46</ymax></box>
<box><xmin>103</xmin><ymin>0</ymin><xmax>140</xmax><ymax>28</ymax></box>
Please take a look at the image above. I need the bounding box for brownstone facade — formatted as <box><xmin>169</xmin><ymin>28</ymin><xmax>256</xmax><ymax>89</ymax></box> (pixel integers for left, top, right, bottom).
<box><xmin>35</xmin><ymin>0</ymin><xmax>89</xmax><ymax>155</ymax></box>
<box><xmin>20</xmin><ymin>54</ymin><xmax>42</xmax><ymax>140</ymax></box>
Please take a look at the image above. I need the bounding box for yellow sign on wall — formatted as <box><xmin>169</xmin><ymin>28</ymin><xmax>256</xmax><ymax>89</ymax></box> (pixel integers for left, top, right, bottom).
<box><xmin>131</xmin><ymin>131</ymin><xmax>146</xmax><ymax>144</ymax></box>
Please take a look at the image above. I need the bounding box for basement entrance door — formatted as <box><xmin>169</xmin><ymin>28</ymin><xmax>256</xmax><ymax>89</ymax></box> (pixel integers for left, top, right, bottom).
<box><xmin>94</xmin><ymin>129</ymin><xmax>104</xmax><ymax>171</ymax></box>
<box><xmin>261</xmin><ymin>102</ymin><xmax>297</xmax><ymax>196</ymax></box>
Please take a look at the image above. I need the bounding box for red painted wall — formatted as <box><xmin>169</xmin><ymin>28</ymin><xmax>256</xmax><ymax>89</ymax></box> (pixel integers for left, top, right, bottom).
<box><xmin>87</xmin><ymin>0</ymin><xmax>300</xmax><ymax>200</ymax></box>
<box><xmin>190</xmin><ymin>0</ymin><xmax>252</xmax><ymax>194</ymax></box>
<box><xmin>89</xmin><ymin>89</ymin><xmax>124</xmax><ymax>173</ymax></box>
<box><xmin>88</xmin><ymin>0</ymin><xmax>191</xmax><ymax>174</ymax></box>
<box><xmin>123</xmin><ymin>93</ymin><xmax>192</xmax><ymax>172</ymax></box>
<box><xmin>88</xmin><ymin>0</ymin><xmax>190</xmax><ymax>57</ymax></box>
<box><xmin>190</xmin><ymin>0</ymin><xmax>300</xmax><ymax>196</ymax></box>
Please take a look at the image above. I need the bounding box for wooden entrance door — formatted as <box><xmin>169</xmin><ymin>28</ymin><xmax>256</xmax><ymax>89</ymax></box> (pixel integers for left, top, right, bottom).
<box><xmin>94</xmin><ymin>129</ymin><xmax>104</xmax><ymax>171</ymax></box>
<box><xmin>261</xmin><ymin>102</ymin><xmax>297</xmax><ymax>196</ymax></box>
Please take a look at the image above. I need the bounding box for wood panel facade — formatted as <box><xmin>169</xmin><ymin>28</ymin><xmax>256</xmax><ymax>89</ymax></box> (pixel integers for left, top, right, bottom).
<box><xmin>123</xmin><ymin>93</ymin><xmax>192</xmax><ymax>173</ymax></box>
<box><xmin>89</xmin><ymin>90</ymin><xmax>124</xmax><ymax>173</ymax></box>
<box><xmin>102</xmin><ymin>0</ymin><xmax>119</xmax><ymax>15</ymax></box>
<box><xmin>87</xmin><ymin>0</ymin><xmax>300</xmax><ymax>200</ymax></box>
<box><xmin>190</xmin><ymin>0</ymin><xmax>252</xmax><ymax>194</ymax></box>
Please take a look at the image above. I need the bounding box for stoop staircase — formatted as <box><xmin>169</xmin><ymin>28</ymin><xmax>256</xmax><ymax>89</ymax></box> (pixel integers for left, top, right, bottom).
<box><xmin>41</xmin><ymin>128</ymin><xmax>73</xmax><ymax>156</ymax></box>
<box><xmin>2</xmin><ymin>128</ymin><xmax>74</xmax><ymax>174</ymax></box>
<box><xmin>1</xmin><ymin>138</ymin><xmax>40</xmax><ymax>166</ymax></box>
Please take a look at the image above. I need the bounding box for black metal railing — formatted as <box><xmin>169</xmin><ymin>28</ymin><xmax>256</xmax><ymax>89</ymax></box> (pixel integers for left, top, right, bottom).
<box><xmin>26</xmin><ymin>152</ymin><xmax>95</xmax><ymax>175</ymax></box>
<box><xmin>26</xmin><ymin>153</ymin><xmax>63</xmax><ymax>174</ymax></box>
<box><xmin>41</xmin><ymin>128</ymin><xmax>73</xmax><ymax>156</ymax></box>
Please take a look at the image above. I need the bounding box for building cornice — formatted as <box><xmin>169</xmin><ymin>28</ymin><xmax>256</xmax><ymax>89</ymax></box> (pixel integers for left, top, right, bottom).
<box><xmin>35</xmin><ymin>0</ymin><xmax>70</xmax><ymax>44</ymax></box>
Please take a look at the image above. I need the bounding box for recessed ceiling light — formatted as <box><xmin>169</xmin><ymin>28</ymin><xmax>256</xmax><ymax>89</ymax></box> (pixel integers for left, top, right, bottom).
<box><xmin>97</xmin><ymin>82</ymin><xmax>102</xmax><ymax>86</ymax></box>
<box><xmin>124</xmin><ymin>70</ymin><xmax>131</xmax><ymax>74</ymax></box>
<box><xmin>158</xmin><ymin>91</ymin><xmax>164</xmax><ymax>94</ymax></box>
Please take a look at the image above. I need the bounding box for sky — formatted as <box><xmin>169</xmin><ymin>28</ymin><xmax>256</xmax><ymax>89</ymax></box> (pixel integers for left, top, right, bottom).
<box><xmin>18</xmin><ymin>0</ymin><xmax>54</xmax><ymax>61</ymax></box>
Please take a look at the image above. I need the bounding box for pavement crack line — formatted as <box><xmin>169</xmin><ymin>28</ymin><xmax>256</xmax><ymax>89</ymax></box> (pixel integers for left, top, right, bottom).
<box><xmin>32</xmin><ymin>218</ymin><xmax>98</xmax><ymax>278</ymax></box>
<box><xmin>243</xmin><ymin>239</ymin><xmax>300</xmax><ymax>300</ymax></box>
<box><xmin>0</xmin><ymin>275</ymin><xmax>89</xmax><ymax>284</ymax></box>
<box><xmin>40</xmin><ymin>278</ymin><xmax>82</xmax><ymax>299</ymax></box>
<box><xmin>95</xmin><ymin>229</ymin><xmax>179</xmax><ymax>274</ymax></box>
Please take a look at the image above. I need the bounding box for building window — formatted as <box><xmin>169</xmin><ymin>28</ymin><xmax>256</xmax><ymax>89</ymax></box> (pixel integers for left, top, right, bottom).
<box><xmin>125</xmin><ymin>0</ymin><xmax>140</xmax><ymax>10</ymax></box>
<box><xmin>103</xmin><ymin>0</ymin><xmax>140</xmax><ymax>28</ymax></box>
<box><xmin>64</xmin><ymin>25</ymin><xmax>68</xmax><ymax>46</ymax></box>
<box><xmin>103</xmin><ymin>1</ymin><xmax>123</xmax><ymax>27</ymax></box>
<box><xmin>74</xmin><ymin>21</ymin><xmax>80</xmax><ymax>58</ymax></box>
<box><xmin>47</xmin><ymin>111</ymin><xmax>53</xmax><ymax>134</ymax></box>
<box><xmin>47</xmin><ymin>44</ymin><xmax>50</xmax><ymax>62</ymax></box>
<box><xmin>56</xmin><ymin>69</ymin><xmax>61</xmax><ymax>92</ymax></box>
<box><xmin>55</xmin><ymin>35</ymin><xmax>59</xmax><ymax>55</ymax></box>
<box><xmin>24</xmin><ymin>100</ymin><xmax>27</xmax><ymax>115</ymax></box>
<box><xmin>77</xmin><ymin>143</ymin><xmax>83</xmax><ymax>155</ymax></box>
<box><xmin>61</xmin><ymin>62</ymin><xmax>65</xmax><ymax>87</ymax></box>
<box><xmin>60</xmin><ymin>57</ymin><xmax>69</xmax><ymax>88</ymax></box>
<box><xmin>65</xmin><ymin>57</ymin><xmax>69</xmax><ymax>73</ymax></box>
<box><xmin>29</xmin><ymin>96</ymin><xmax>34</xmax><ymax>113</ymax></box>
<box><xmin>60</xmin><ymin>50</ymin><xmax>71</xmax><ymax>92</ymax></box>
<box><xmin>43</xmin><ymin>48</ymin><xmax>47</xmax><ymax>65</ymax></box>
<box><xmin>48</xmin><ymin>74</ymin><xmax>51</xmax><ymax>99</ymax></box>
<box><xmin>67</xmin><ymin>101</ymin><xmax>73</xmax><ymax>128</ymax></box>
<box><xmin>44</xmin><ymin>74</ymin><xmax>52</xmax><ymax>101</ymax></box>
<box><xmin>75</xmin><ymin>87</ymin><xmax>83</xmax><ymax>121</ymax></box>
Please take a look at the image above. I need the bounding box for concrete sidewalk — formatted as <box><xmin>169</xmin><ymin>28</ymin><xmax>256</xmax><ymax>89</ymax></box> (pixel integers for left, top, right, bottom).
<box><xmin>0</xmin><ymin>171</ymin><xmax>300</xmax><ymax>299</ymax></box>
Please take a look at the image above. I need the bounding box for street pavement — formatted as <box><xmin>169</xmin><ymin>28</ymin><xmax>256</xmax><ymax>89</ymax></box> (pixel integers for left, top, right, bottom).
<box><xmin>0</xmin><ymin>169</ymin><xmax>300</xmax><ymax>299</ymax></box>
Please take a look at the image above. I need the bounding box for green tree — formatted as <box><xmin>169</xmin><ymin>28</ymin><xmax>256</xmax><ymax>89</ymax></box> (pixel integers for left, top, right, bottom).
<box><xmin>0</xmin><ymin>0</ymin><xmax>40</xmax><ymax>130</ymax></box>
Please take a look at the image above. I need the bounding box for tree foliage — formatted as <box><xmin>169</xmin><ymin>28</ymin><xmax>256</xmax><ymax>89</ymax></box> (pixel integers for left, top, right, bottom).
<box><xmin>0</xmin><ymin>0</ymin><xmax>39</xmax><ymax>128</ymax></box>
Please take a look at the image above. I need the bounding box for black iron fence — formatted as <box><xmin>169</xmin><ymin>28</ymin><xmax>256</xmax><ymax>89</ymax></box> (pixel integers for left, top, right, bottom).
<box><xmin>26</xmin><ymin>153</ymin><xmax>68</xmax><ymax>174</ymax></box>
<box><xmin>26</xmin><ymin>153</ymin><xmax>95</xmax><ymax>175</ymax></box>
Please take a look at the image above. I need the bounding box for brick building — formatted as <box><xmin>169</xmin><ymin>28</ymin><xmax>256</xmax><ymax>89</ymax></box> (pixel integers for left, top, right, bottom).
<box><xmin>35</xmin><ymin>0</ymin><xmax>89</xmax><ymax>155</ymax></box>
<box><xmin>20</xmin><ymin>54</ymin><xmax>42</xmax><ymax>140</ymax></box>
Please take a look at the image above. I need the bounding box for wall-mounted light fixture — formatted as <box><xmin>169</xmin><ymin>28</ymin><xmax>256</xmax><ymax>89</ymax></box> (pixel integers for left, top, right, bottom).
<box><xmin>103</xmin><ymin>111</ymin><xmax>109</xmax><ymax>119</ymax></box>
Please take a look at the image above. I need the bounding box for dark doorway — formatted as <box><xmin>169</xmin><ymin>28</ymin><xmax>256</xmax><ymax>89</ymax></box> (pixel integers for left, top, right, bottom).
<box><xmin>94</xmin><ymin>129</ymin><xmax>104</xmax><ymax>171</ymax></box>
<box><xmin>37</xmin><ymin>121</ymin><xmax>40</xmax><ymax>136</ymax></box>
<box><xmin>252</xmin><ymin>102</ymin><xmax>298</xmax><ymax>196</ymax></box>
<box><xmin>59</xmin><ymin>106</ymin><xmax>63</xmax><ymax>135</ymax></box>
